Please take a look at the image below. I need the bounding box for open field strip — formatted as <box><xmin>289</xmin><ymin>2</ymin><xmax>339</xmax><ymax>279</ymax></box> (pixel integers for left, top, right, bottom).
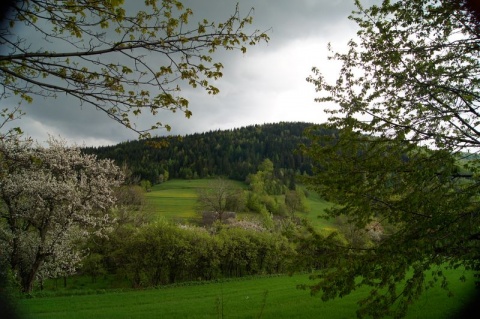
<box><xmin>17</xmin><ymin>271</ymin><xmax>476</xmax><ymax>319</ymax></box>
<box><xmin>144</xmin><ymin>180</ymin><xmax>209</xmax><ymax>222</ymax></box>
<box><xmin>144</xmin><ymin>179</ymin><xmax>336</xmax><ymax>230</ymax></box>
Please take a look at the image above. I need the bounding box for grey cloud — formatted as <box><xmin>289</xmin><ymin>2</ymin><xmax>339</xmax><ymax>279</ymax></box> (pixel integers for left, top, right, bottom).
<box><xmin>2</xmin><ymin>0</ymin><xmax>361</xmax><ymax>146</ymax></box>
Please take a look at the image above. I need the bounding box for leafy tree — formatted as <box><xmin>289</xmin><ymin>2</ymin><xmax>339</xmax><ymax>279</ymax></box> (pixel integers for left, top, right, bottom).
<box><xmin>81</xmin><ymin>253</ymin><xmax>107</xmax><ymax>283</ymax></box>
<box><xmin>248</xmin><ymin>159</ymin><xmax>285</xmax><ymax>196</ymax></box>
<box><xmin>117</xmin><ymin>221</ymin><xmax>220</xmax><ymax>286</ymax></box>
<box><xmin>303</xmin><ymin>0</ymin><xmax>480</xmax><ymax>317</ymax></box>
<box><xmin>139</xmin><ymin>179</ymin><xmax>152</xmax><ymax>192</ymax></box>
<box><xmin>0</xmin><ymin>137</ymin><xmax>122</xmax><ymax>293</ymax></box>
<box><xmin>114</xmin><ymin>220</ymin><xmax>298</xmax><ymax>286</ymax></box>
<box><xmin>0</xmin><ymin>0</ymin><xmax>269</xmax><ymax>137</ymax></box>
<box><xmin>332</xmin><ymin>214</ymin><xmax>379</xmax><ymax>250</ymax></box>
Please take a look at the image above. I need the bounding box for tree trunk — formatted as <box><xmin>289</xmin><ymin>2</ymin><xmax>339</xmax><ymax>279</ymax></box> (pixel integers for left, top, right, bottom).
<box><xmin>21</xmin><ymin>269</ymin><xmax>36</xmax><ymax>293</ymax></box>
<box><xmin>21</xmin><ymin>255</ymin><xmax>44</xmax><ymax>293</ymax></box>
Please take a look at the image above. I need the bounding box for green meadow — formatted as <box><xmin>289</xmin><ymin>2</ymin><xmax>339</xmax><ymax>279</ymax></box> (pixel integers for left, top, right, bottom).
<box><xmin>145</xmin><ymin>179</ymin><xmax>335</xmax><ymax>230</ymax></box>
<box><xmin>17</xmin><ymin>270</ymin><xmax>477</xmax><ymax>319</ymax></box>
<box><xmin>144</xmin><ymin>179</ymin><xmax>206</xmax><ymax>222</ymax></box>
<box><xmin>297</xmin><ymin>189</ymin><xmax>335</xmax><ymax>231</ymax></box>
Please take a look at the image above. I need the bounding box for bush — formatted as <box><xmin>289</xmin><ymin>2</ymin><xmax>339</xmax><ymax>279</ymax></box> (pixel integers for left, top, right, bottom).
<box><xmin>113</xmin><ymin>220</ymin><xmax>297</xmax><ymax>287</ymax></box>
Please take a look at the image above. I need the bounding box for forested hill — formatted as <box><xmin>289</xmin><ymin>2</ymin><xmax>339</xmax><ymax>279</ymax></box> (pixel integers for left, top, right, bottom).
<box><xmin>83</xmin><ymin>122</ymin><xmax>320</xmax><ymax>183</ymax></box>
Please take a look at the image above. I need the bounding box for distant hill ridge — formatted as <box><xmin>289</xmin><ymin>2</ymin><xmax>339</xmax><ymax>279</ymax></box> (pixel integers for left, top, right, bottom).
<box><xmin>83</xmin><ymin>122</ymin><xmax>319</xmax><ymax>183</ymax></box>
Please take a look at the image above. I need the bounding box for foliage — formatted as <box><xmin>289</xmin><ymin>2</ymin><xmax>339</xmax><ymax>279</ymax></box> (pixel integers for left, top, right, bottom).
<box><xmin>83</xmin><ymin>122</ymin><xmax>316</xmax><ymax>183</ymax></box>
<box><xmin>81</xmin><ymin>177</ymin><xmax>324</xmax><ymax>289</ymax></box>
<box><xmin>114</xmin><ymin>220</ymin><xmax>295</xmax><ymax>287</ymax></box>
<box><xmin>81</xmin><ymin>184</ymin><xmax>151</xmax><ymax>277</ymax></box>
<box><xmin>308</xmin><ymin>0</ymin><xmax>480</xmax><ymax>150</ymax></box>
<box><xmin>0</xmin><ymin>0</ymin><xmax>269</xmax><ymax>137</ymax></box>
<box><xmin>245</xmin><ymin>159</ymin><xmax>293</xmax><ymax>216</ymax></box>
<box><xmin>0</xmin><ymin>254</ymin><xmax>20</xmax><ymax>319</ymax></box>
<box><xmin>217</xmin><ymin>226</ymin><xmax>294</xmax><ymax>277</ymax></box>
<box><xmin>247</xmin><ymin>159</ymin><xmax>285</xmax><ymax>196</ymax></box>
<box><xmin>118</xmin><ymin>221</ymin><xmax>202</xmax><ymax>286</ymax></box>
<box><xmin>0</xmin><ymin>106</ymin><xmax>24</xmax><ymax>142</ymax></box>
<box><xmin>304</xmin><ymin>0</ymin><xmax>480</xmax><ymax>317</ymax></box>
<box><xmin>140</xmin><ymin>179</ymin><xmax>152</xmax><ymax>192</ymax></box>
<box><xmin>0</xmin><ymin>137</ymin><xmax>122</xmax><ymax>293</ymax></box>
<box><xmin>81</xmin><ymin>253</ymin><xmax>107</xmax><ymax>283</ymax></box>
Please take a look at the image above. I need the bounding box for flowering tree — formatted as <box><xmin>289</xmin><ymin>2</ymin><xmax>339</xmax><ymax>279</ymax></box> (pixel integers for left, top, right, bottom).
<box><xmin>0</xmin><ymin>137</ymin><xmax>123</xmax><ymax>293</ymax></box>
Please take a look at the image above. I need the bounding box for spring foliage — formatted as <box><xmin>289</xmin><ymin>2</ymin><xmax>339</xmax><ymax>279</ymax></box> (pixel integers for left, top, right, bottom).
<box><xmin>303</xmin><ymin>0</ymin><xmax>480</xmax><ymax>318</ymax></box>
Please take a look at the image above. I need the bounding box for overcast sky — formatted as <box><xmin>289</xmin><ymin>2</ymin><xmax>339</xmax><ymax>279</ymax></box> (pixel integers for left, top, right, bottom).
<box><xmin>3</xmin><ymin>0</ymin><xmax>367</xmax><ymax>146</ymax></box>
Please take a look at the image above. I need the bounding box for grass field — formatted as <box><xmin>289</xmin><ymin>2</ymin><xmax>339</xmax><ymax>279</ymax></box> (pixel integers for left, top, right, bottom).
<box><xmin>145</xmin><ymin>179</ymin><xmax>251</xmax><ymax>223</ymax></box>
<box><xmin>17</xmin><ymin>270</ymin><xmax>477</xmax><ymax>319</ymax></box>
<box><xmin>144</xmin><ymin>179</ymin><xmax>207</xmax><ymax>223</ymax></box>
<box><xmin>144</xmin><ymin>179</ymin><xmax>336</xmax><ymax>230</ymax></box>
<box><xmin>298</xmin><ymin>190</ymin><xmax>335</xmax><ymax>231</ymax></box>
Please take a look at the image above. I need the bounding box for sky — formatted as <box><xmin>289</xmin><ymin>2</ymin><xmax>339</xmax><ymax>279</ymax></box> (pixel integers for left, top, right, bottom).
<box><xmin>2</xmin><ymin>0</ymin><xmax>366</xmax><ymax>146</ymax></box>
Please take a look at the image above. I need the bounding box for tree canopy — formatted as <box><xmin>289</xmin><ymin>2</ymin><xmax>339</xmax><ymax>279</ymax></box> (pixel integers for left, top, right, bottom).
<box><xmin>0</xmin><ymin>137</ymin><xmax>122</xmax><ymax>293</ymax></box>
<box><xmin>303</xmin><ymin>0</ymin><xmax>480</xmax><ymax>318</ymax></box>
<box><xmin>0</xmin><ymin>0</ymin><xmax>268</xmax><ymax>138</ymax></box>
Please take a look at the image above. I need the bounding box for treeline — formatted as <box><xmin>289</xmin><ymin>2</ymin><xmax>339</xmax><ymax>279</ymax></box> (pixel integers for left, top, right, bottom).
<box><xmin>82</xmin><ymin>218</ymin><xmax>330</xmax><ymax>288</ymax></box>
<box><xmin>83</xmin><ymin>122</ymin><xmax>323</xmax><ymax>183</ymax></box>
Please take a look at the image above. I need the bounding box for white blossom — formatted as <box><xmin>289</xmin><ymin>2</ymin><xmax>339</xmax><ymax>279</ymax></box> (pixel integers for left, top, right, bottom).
<box><xmin>0</xmin><ymin>137</ymin><xmax>123</xmax><ymax>292</ymax></box>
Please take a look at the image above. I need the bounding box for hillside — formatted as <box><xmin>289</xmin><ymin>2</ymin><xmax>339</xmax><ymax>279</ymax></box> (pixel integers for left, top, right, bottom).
<box><xmin>83</xmin><ymin>122</ymin><xmax>322</xmax><ymax>183</ymax></box>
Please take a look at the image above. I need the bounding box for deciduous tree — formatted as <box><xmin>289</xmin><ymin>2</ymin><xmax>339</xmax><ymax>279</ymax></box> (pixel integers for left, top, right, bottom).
<box><xmin>0</xmin><ymin>137</ymin><xmax>122</xmax><ymax>292</ymax></box>
<box><xmin>304</xmin><ymin>0</ymin><xmax>480</xmax><ymax>317</ymax></box>
<box><xmin>0</xmin><ymin>0</ymin><xmax>269</xmax><ymax>137</ymax></box>
<box><xmin>197</xmin><ymin>178</ymin><xmax>243</xmax><ymax>221</ymax></box>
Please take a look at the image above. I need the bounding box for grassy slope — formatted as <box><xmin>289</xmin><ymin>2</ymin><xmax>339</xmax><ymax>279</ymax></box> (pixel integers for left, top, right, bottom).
<box><xmin>144</xmin><ymin>179</ymin><xmax>336</xmax><ymax>230</ymax></box>
<box><xmin>298</xmin><ymin>190</ymin><xmax>335</xmax><ymax>231</ymax></box>
<box><xmin>145</xmin><ymin>179</ymin><xmax>249</xmax><ymax>223</ymax></box>
<box><xmin>18</xmin><ymin>271</ymin><xmax>476</xmax><ymax>319</ymax></box>
<box><xmin>144</xmin><ymin>179</ymin><xmax>205</xmax><ymax>223</ymax></box>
